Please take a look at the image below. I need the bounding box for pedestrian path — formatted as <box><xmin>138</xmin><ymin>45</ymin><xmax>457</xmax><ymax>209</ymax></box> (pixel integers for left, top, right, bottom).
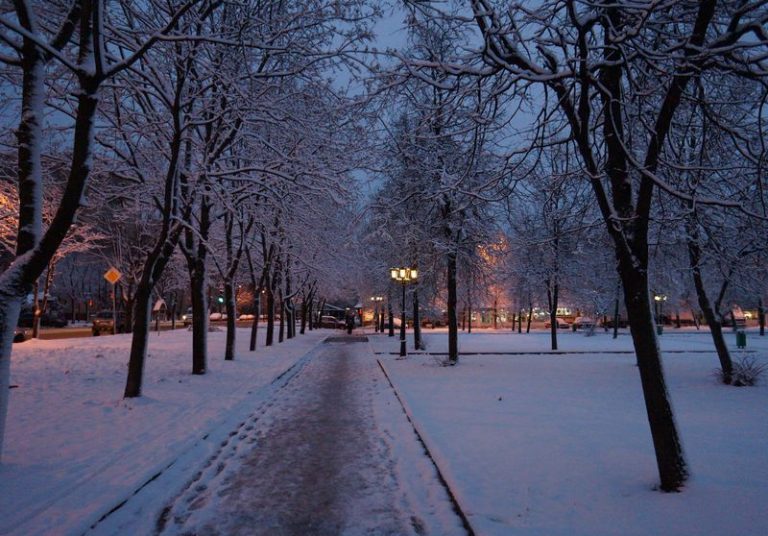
<box><xmin>157</xmin><ymin>335</ymin><xmax>465</xmax><ymax>535</ymax></box>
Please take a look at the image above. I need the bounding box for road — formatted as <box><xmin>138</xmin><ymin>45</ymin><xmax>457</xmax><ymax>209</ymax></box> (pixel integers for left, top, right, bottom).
<box><xmin>157</xmin><ymin>335</ymin><xmax>466</xmax><ymax>536</ymax></box>
<box><xmin>29</xmin><ymin>320</ymin><xmax>258</xmax><ymax>341</ymax></box>
<box><xmin>27</xmin><ymin>323</ymin><xmax>187</xmax><ymax>340</ymax></box>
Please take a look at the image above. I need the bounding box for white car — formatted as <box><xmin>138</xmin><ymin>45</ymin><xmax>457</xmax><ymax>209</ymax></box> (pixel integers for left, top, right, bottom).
<box><xmin>572</xmin><ymin>316</ymin><xmax>596</xmax><ymax>330</ymax></box>
<box><xmin>182</xmin><ymin>308</ymin><xmax>193</xmax><ymax>327</ymax></box>
<box><xmin>387</xmin><ymin>317</ymin><xmax>402</xmax><ymax>328</ymax></box>
<box><xmin>319</xmin><ymin>315</ymin><xmax>344</xmax><ymax>329</ymax></box>
<box><xmin>209</xmin><ymin>312</ymin><xmax>228</xmax><ymax>321</ymax></box>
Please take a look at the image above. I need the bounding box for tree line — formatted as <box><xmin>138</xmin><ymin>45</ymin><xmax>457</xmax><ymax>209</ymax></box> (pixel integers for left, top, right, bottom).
<box><xmin>0</xmin><ymin>0</ymin><xmax>375</xmax><ymax>461</ymax></box>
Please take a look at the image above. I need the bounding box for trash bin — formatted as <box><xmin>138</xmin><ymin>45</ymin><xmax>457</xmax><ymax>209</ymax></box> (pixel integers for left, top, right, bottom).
<box><xmin>656</xmin><ymin>324</ymin><xmax>663</xmax><ymax>335</ymax></box>
<box><xmin>736</xmin><ymin>330</ymin><xmax>747</xmax><ymax>349</ymax></box>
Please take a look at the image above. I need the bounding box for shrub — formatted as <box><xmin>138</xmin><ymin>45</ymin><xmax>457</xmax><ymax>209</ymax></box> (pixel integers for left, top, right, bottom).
<box><xmin>721</xmin><ymin>356</ymin><xmax>768</xmax><ymax>387</ymax></box>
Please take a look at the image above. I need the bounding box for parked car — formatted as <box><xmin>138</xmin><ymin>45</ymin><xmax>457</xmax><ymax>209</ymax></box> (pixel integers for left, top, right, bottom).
<box><xmin>545</xmin><ymin>318</ymin><xmax>571</xmax><ymax>329</ymax></box>
<box><xmin>572</xmin><ymin>316</ymin><xmax>596</xmax><ymax>330</ymax></box>
<box><xmin>238</xmin><ymin>313</ymin><xmax>255</xmax><ymax>321</ymax></box>
<box><xmin>182</xmin><ymin>308</ymin><xmax>193</xmax><ymax>327</ymax></box>
<box><xmin>17</xmin><ymin>310</ymin><xmax>67</xmax><ymax>328</ymax></box>
<box><xmin>13</xmin><ymin>327</ymin><xmax>30</xmax><ymax>343</ymax></box>
<box><xmin>92</xmin><ymin>310</ymin><xmax>126</xmax><ymax>336</ymax></box>
<box><xmin>209</xmin><ymin>312</ymin><xmax>227</xmax><ymax>321</ymax></box>
<box><xmin>722</xmin><ymin>307</ymin><xmax>747</xmax><ymax>328</ymax></box>
<box><xmin>601</xmin><ymin>318</ymin><xmax>629</xmax><ymax>329</ymax></box>
<box><xmin>377</xmin><ymin>316</ymin><xmax>404</xmax><ymax>329</ymax></box>
<box><xmin>319</xmin><ymin>315</ymin><xmax>344</xmax><ymax>329</ymax></box>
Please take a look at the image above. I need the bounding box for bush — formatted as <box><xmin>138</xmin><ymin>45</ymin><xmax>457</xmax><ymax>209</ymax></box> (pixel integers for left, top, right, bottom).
<box><xmin>721</xmin><ymin>356</ymin><xmax>768</xmax><ymax>387</ymax></box>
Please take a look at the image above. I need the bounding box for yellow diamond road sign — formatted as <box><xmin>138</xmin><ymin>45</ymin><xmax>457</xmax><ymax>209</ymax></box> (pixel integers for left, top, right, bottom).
<box><xmin>104</xmin><ymin>267</ymin><xmax>122</xmax><ymax>285</ymax></box>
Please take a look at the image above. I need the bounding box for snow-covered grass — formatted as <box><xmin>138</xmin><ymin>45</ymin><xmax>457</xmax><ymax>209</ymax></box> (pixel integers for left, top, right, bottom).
<box><xmin>3</xmin><ymin>326</ymin><xmax>766</xmax><ymax>535</ymax></box>
<box><xmin>1</xmin><ymin>327</ymin><xmax>327</xmax><ymax>535</ymax></box>
<box><xmin>374</xmin><ymin>328</ymin><xmax>768</xmax><ymax>536</ymax></box>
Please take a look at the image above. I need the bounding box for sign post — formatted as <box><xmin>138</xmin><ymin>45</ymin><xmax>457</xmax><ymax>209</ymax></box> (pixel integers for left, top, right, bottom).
<box><xmin>103</xmin><ymin>267</ymin><xmax>122</xmax><ymax>335</ymax></box>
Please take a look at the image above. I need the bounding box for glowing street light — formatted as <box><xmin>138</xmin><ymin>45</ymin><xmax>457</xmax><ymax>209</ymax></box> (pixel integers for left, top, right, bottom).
<box><xmin>390</xmin><ymin>267</ymin><xmax>417</xmax><ymax>357</ymax></box>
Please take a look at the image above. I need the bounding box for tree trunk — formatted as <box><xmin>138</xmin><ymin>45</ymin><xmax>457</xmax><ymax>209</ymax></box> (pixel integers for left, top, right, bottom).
<box><xmin>190</xmin><ymin>267</ymin><xmax>209</xmax><ymax>374</ymax></box>
<box><xmin>284</xmin><ymin>267</ymin><xmax>294</xmax><ymax>339</ymax></box>
<box><xmin>15</xmin><ymin>45</ymin><xmax>45</xmax><ymax>258</ymax></box>
<box><xmin>249</xmin><ymin>292</ymin><xmax>260</xmax><ymax>351</ymax></box>
<box><xmin>224</xmin><ymin>280</ymin><xmax>236</xmax><ymax>361</ymax></box>
<box><xmin>278</xmin><ymin>295</ymin><xmax>285</xmax><ymax>343</ymax></box>
<box><xmin>31</xmin><ymin>281</ymin><xmax>41</xmax><ymax>339</ymax></box>
<box><xmin>285</xmin><ymin>300</ymin><xmax>296</xmax><ymax>339</ymax></box>
<box><xmin>265</xmin><ymin>285</ymin><xmax>275</xmax><ymax>346</ymax></box>
<box><xmin>0</xmin><ymin>295</ymin><xmax>23</xmax><ymax>459</ymax></box>
<box><xmin>413</xmin><ymin>287</ymin><xmax>422</xmax><ymax>350</ymax></box>
<box><xmin>388</xmin><ymin>296</ymin><xmax>394</xmax><ymax>337</ymax></box>
<box><xmin>620</xmin><ymin>260</ymin><xmax>688</xmax><ymax>491</ymax></box>
<box><xmin>467</xmin><ymin>302</ymin><xmax>472</xmax><ymax>334</ymax></box>
<box><xmin>687</xmin><ymin>232</ymin><xmax>733</xmax><ymax>384</ymax></box>
<box><xmin>41</xmin><ymin>260</ymin><xmax>56</xmax><ymax>328</ymax></box>
<box><xmin>124</xmin><ymin>283</ymin><xmax>154</xmax><ymax>397</ymax></box>
<box><xmin>447</xmin><ymin>251</ymin><xmax>458</xmax><ymax>365</ymax></box>
<box><xmin>246</xmin><ymin>245</ymin><xmax>265</xmax><ymax>352</ymax></box>
<box><xmin>286</xmin><ymin>301</ymin><xmax>294</xmax><ymax>339</ymax></box>
<box><xmin>547</xmin><ymin>281</ymin><xmax>559</xmax><ymax>350</ymax></box>
<box><xmin>526</xmin><ymin>300</ymin><xmax>533</xmax><ymax>334</ymax></box>
<box><xmin>758</xmin><ymin>297</ymin><xmax>765</xmax><ymax>337</ymax></box>
<box><xmin>300</xmin><ymin>297</ymin><xmax>308</xmax><ymax>334</ymax></box>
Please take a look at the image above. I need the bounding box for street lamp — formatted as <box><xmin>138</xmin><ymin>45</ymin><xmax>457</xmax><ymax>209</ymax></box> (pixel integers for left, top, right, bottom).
<box><xmin>390</xmin><ymin>267</ymin><xmax>417</xmax><ymax>357</ymax></box>
<box><xmin>654</xmin><ymin>293</ymin><xmax>667</xmax><ymax>334</ymax></box>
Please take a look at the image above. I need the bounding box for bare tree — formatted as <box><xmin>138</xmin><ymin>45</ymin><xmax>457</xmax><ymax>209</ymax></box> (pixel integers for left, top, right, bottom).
<box><xmin>401</xmin><ymin>0</ymin><xmax>768</xmax><ymax>490</ymax></box>
<box><xmin>0</xmin><ymin>0</ymin><xmax>206</xmax><ymax>460</ymax></box>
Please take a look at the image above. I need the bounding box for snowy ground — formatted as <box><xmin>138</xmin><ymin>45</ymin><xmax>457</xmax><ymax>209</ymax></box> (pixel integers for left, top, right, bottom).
<box><xmin>2</xmin><ymin>326</ymin><xmax>766</xmax><ymax>535</ymax></box>
<box><xmin>1</xmin><ymin>327</ymin><xmax>327</xmax><ymax>535</ymax></box>
<box><xmin>373</xmin><ymin>327</ymin><xmax>768</xmax><ymax>536</ymax></box>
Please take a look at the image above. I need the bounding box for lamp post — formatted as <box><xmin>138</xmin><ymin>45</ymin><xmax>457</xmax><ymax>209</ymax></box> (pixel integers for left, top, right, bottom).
<box><xmin>654</xmin><ymin>293</ymin><xmax>667</xmax><ymax>334</ymax></box>
<box><xmin>390</xmin><ymin>267</ymin><xmax>417</xmax><ymax>357</ymax></box>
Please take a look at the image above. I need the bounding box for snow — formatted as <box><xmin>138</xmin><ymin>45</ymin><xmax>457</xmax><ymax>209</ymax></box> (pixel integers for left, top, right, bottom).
<box><xmin>1</xmin><ymin>327</ymin><xmax>327</xmax><ymax>535</ymax></box>
<box><xmin>373</xmin><ymin>328</ymin><xmax>768</xmax><ymax>536</ymax></box>
<box><xmin>2</xmin><ymin>326</ymin><xmax>766</xmax><ymax>535</ymax></box>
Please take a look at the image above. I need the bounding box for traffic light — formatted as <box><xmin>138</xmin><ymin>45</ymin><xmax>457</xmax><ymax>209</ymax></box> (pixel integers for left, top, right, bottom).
<box><xmin>217</xmin><ymin>296</ymin><xmax>224</xmax><ymax>304</ymax></box>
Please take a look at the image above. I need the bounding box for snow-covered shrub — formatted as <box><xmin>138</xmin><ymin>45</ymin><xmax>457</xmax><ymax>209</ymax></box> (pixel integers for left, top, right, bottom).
<box><xmin>720</xmin><ymin>356</ymin><xmax>768</xmax><ymax>387</ymax></box>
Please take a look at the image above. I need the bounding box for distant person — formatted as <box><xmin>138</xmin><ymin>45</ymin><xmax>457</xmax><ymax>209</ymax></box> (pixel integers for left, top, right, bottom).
<box><xmin>346</xmin><ymin>314</ymin><xmax>354</xmax><ymax>334</ymax></box>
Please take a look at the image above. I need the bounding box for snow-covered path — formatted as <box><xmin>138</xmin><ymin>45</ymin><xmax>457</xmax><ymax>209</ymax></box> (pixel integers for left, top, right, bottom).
<box><xmin>156</xmin><ymin>336</ymin><xmax>466</xmax><ymax>536</ymax></box>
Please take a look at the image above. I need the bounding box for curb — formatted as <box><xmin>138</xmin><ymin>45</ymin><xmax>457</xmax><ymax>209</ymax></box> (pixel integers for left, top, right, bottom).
<box><xmin>376</xmin><ymin>358</ymin><xmax>476</xmax><ymax>536</ymax></box>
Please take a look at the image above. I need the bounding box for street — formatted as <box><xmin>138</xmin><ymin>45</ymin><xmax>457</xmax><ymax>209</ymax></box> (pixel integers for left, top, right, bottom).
<box><xmin>27</xmin><ymin>319</ymin><xmax>258</xmax><ymax>341</ymax></box>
